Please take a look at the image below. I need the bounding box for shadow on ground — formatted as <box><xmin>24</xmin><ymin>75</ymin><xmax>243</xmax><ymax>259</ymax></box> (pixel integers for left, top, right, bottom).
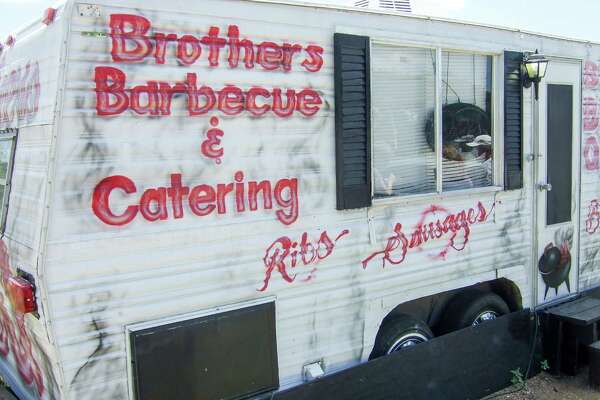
<box><xmin>484</xmin><ymin>368</ymin><xmax>599</xmax><ymax>400</ymax></box>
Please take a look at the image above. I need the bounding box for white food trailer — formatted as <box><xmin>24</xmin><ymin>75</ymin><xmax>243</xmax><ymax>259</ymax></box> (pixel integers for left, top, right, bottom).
<box><xmin>0</xmin><ymin>0</ymin><xmax>600</xmax><ymax>398</ymax></box>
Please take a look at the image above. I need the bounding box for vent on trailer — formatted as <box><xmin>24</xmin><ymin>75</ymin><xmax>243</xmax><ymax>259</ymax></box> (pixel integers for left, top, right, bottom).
<box><xmin>354</xmin><ymin>0</ymin><xmax>411</xmax><ymax>12</ymax></box>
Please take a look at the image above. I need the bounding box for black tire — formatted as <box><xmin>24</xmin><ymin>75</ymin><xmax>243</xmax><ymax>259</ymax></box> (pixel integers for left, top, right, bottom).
<box><xmin>438</xmin><ymin>290</ymin><xmax>510</xmax><ymax>335</ymax></box>
<box><xmin>369</xmin><ymin>314</ymin><xmax>434</xmax><ymax>360</ymax></box>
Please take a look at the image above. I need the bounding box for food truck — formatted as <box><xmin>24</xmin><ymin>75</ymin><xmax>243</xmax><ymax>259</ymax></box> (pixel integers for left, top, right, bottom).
<box><xmin>0</xmin><ymin>0</ymin><xmax>600</xmax><ymax>398</ymax></box>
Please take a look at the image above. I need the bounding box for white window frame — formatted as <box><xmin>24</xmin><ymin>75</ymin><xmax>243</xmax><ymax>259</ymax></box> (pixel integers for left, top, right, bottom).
<box><xmin>370</xmin><ymin>39</ymin><xmax>503</xmax><ymax>205</ymax></box>
<box><xmin>0</xmin><ymin>129</ymin><xmax>17</xmax><ymax>234</ymax></box>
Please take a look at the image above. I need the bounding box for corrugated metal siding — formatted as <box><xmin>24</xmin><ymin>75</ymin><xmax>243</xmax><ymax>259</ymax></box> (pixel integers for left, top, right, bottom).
<box><xmin>0</xmin><ymin>16</ymin><xmax>64</xmax><ymax>130</ymax></box>
<box><xmin>41</xmin><ymin>1</ymin><xmax>595</xmax><ymax>399</ymax></box>
<box><xmin>4</xmin><ymin>125</ymin><xmax>62</xmax><ymax>400</ymax></box>
<box><xmin>0</xmin><ymin>3</ymin><xmax>67</xmax><ymax>398</ymax></box>
<box><xmin>580</xmin><ymin>58</ymin><xmax>600</xmax><ymax>291</ymax></box>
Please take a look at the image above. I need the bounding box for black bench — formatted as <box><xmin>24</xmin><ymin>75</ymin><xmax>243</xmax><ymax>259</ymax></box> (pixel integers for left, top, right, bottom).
<box><xmin>543</xmin><ymin>296</ymin><xmax>600</xmax><ymax>375</ymax></box>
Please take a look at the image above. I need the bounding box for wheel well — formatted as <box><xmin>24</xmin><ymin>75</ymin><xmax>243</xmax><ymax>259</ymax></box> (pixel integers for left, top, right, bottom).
<box><xmin>381</xmin><ymin>278</ymin><xmax>523</xmax><ymax>331</ymax></box>
<box><xmin>488</xmin><ymin>278</ymin><xmax>523</xmax><ymax>312</ymax></box>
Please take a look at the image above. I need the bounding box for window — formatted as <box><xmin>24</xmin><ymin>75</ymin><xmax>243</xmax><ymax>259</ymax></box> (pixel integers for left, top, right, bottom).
<box><xmin>0</xmin><ymin>130</ymin><xmax>16</xmax><ymax>232</ymax></box>
<box><xmin>372</xmin><ymin>45</ymin><xmax>436</xmax><ymax>197</ymax></box>
<box><xmin>371</xmin><ymin>43</ymin><xmax>495</xmax><ymax>198</ymax></box>
<box><xmin>334</xmin><ymin>36</ymin><xmax>521</xmax><ymax>210</ymax></box>
<box><xmin>441</xmin><ymin>51</ymin><xmax>494</xmax><ymax>192</ymax></box>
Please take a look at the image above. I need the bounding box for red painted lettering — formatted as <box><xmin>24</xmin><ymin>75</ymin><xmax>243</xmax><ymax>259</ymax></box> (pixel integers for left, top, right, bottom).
<box><xmin>227</xmin><ymin>25</ymin><xmax>241</xmax><ymax>68</ymax></box>
<box><xmin>92</xmin><ymin>175</ymin><xmax>139</xmax><ymax>226</ymax></box>
<box><xmin>272</xmin><ymin>88</ymin><xmax>296</xmax><ymax>117</ymax></box>
<box><xmin>274</xmin><ymin>178</ymin><xmax>298</xmax><ymax>225</ymax></box>
<box><xmin>584</xmin><ymin>96</ymin><xmax>599</xmax><ymax>133</ymax></box>
<box><xmin>105</xmin><ymin>14</ymin><xmax>324</xmax><ymax>73</ymax></box>
<box><xmin>0</xmin><ymin>61</ymin><xmax>40</xmax><ymax>124</ymax></box>
<box><xmin>281</xmin><ymin>43</ymin><xmax>303</xmax><ymax>72</ymax></box>
<box><xmin>239</xmin><ymin>39</ymin><xmax>255</xmax><ymax>69</ymax></box>
<box><xmin>362</xmin><ymin>202</ymin><xmax>495</xmax><ymax>269</ymax></box>
<box><xmin>584</xmin><ymin>136</ymin><xmax>600</xmax><ymax>171</ymax></box>
<box><xmin>109</xmin><ymin>14</ymin><xmax>153</xmax><ymax>63</ymax></box>
<box><xmin>584</xmin><ymin>60</ymin><xmax>599</xmax><ymax>90</ymax></box>
<box><xmin>296</xmin><ymin>89</ymin><xmax>322</xmax><ymax>116</ymax></box>
<box><xmin>216</xmin><ymin>183</ymin><xmax>234</xmax><ymax>214</ymax></box>
<box><xmin>259</xmin><ymin>229</ymin><xmax>349</xmax><ymax>291</ymax></box>
<box><xmin>301</xmin><ymin>45</ymin><xmax>324</xmax><ymax>72</ymax></box>
<box><xmin>587</xmin><ymin>200</ymin><xmax>600</xmax><ymax>234</ymax></box>
<box><xmin>218</xmin><ymin>86</ymin><xmax>244</xmax><ymax>115</ymax></box>
<box><xmin>157</xmin><ymin>81</ymin><xmax>186</xmax><ymax>116</ymax></box>
<box><xmin>140</xmin><ymin>188</ymin><xmax>168</xmax><ymax>221</ymax></box>
<box><xmin>234</xmin><ymin>171</ymin><xmax>245</xmax><ymax>212</ymax></box>
<box><xmin>176</xmin><ymin>35</ymin><xmax>202</xmax><ymax>65</ymax></box>
<box><xmin>257</xmin><ymin>42</ymin><xmax>283</xmax><ymax>70</ymax></box>
<box><xmin>248</xmin><ymin>181</ymin><xmax>272</xmax><ymax>211</ymax></box>
<box><xmin>153</xmin><ymin>33</ymin><xmax>178</xmax><ymax>64</ymax></box>
<box><xmin>186</xmin><ymin>74</ymin><xmax>216</xmax><ymax>116</ymax></box>
<box><xmin>130</xmin><ymin>83</ymin><xmax>158</xmax><ymax>115</ymax></box>
<box><xmin>189</xmin><ymin>185</ymin><xmax>216</xmax><ymax>216</ymax></box>
<box><xmin>93</xmin><ymin>66</ymin><xmax>323</xmax><ymax>118</ymax></box>
<box><xmin>167</xmin><ymin>174</ymin><xmax>190</xmax><ymax>219</ymax></box>
<box><xmin>92</xmin><ymin>172</ymin><xmax>298</xmax><ymax>226</ymax></box>
<box><xmin>246</xmin><ymin>87</ymin><xmax>271</xmax><ymax>116</ymax></box>
<box><xmin>200</xmin><ymin>117</ymin><xmax>224</xmax><ymax>163</ymax></box>
<box><xmin>94</xmin><ymin>66</ymin><xmax>129</xmax><ymax>116</ymax></box>
<box><xmin>201</xmin><ymin>27</ymin><xmax>227</xmax><ymax>67</ymax></box>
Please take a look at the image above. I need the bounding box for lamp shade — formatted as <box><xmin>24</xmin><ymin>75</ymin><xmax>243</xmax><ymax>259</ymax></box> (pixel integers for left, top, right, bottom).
<box><xmin>524</xmin><ymin>52</ymin><xmax>549</xmax><ymax>82</ymax></box>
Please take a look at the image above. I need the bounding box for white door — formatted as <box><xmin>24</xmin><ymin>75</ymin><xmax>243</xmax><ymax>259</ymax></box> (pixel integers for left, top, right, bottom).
<box><xmin>535</xmin><ymin>60</ymin><xmax>581</xmax><ymax>305</ymax></box>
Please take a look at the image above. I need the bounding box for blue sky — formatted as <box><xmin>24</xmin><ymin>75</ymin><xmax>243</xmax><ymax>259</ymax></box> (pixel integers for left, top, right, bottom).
<box><xmin>0</xmin><ymin>0</ymin><xmax>597</xmax><ymax>42</ymax></box>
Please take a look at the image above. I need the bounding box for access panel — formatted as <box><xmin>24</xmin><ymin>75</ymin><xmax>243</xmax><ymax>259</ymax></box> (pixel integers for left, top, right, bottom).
<box><xmin>129</xmin><ymin>301</ymin><xmax>278</xmax><ymax>400</ymax></box>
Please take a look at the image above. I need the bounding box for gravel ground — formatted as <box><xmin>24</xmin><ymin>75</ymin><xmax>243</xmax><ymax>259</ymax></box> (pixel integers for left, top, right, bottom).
<box><xmin>484</xmin><ymin>369</ymin><xmax>599</xmax><ymax>400</ymax></box>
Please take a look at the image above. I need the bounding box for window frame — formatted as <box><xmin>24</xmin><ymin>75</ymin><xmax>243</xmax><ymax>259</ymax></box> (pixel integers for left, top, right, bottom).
<box><xmin>369</xmin><ymin>39</ymin><xmax>503</xmax><ymax>204</ymax></box>
<box><xmin>0</xmin><ymin>129</ymin><xmax>17</xmax><ymax>234</ymax></box>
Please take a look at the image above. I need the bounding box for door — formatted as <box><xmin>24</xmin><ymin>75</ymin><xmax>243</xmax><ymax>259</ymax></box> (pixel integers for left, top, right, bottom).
<box><xmin>535</xmin><ymin>60</ymin><xmax>581</xmax><ymax>305</ymax></box>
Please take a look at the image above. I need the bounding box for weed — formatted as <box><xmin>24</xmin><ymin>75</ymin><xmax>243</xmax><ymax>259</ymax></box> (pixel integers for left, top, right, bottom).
<box><xmin>510</xmin><ymin>367</ymin><xmax>526</xmax><ymax>389</ymax></box>
<box><xmin>540</xmin><ymin>359</ymin><xmax>550</xmax><ymax>371</ymax></box>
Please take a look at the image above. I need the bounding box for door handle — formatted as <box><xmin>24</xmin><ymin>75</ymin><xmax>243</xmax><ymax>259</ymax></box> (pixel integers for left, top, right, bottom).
<box><xmin>526</xmin><ymin>153</ymin><xmax>543</xmax><ymax>161</ymax></box>
<box><xmin>537</xmin><ymin>183</ymin><xmax>552</xmax><ymax>192</ymax></box>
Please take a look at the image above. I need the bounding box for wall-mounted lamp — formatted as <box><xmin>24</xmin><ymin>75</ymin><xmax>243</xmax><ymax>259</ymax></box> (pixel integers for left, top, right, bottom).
<box><xmin>522</xmin><ymin>50</ymin><xmax>549</xmax><ymax>101</ymax></box>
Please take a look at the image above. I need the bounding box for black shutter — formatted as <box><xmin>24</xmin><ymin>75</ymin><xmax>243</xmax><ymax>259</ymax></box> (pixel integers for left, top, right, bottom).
<box><xmin>334</xmin><ymin>33</ymin><xmax>372</xmax><ymax>210</ymax></box>
<box><xmin>504</xmin><ymin>51</ymin><xmax>524</xmax><ymax>190</ymax></box>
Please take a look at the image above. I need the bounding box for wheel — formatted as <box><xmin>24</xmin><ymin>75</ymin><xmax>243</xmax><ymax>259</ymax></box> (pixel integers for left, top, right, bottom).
<box><xmin>369</xmin><ymin>314</ymin><xmax>434</xmax><ymax>360</ymax></box>
<box><xmin>437</xmin><ymin>290</ymin><xmax>510</xmax><ymax>335</ymax></box>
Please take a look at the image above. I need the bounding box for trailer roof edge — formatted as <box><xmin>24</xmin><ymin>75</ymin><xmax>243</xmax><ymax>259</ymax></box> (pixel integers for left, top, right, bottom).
<box><xmin>241</xmin><ymin>0</ymin><xmax>597</xmax><ymax>47</ymax></box>
<box><xmin>3</xmin><ymin>0</ymin><xmax>70</xmax><ymax>46</ymax></box>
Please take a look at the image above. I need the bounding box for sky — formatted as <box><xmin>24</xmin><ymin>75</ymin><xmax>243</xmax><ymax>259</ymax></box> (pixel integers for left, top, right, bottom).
<box><xmin>0</xmin><ymin>0</ymin><xmax>598</xmax><ymax>42</ymax></box>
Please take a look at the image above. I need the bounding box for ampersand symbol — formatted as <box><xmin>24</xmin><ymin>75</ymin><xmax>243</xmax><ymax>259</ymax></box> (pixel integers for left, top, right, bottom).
<box><xmin>201</xmin><ymin>116</ymin><xmax>224</xmax><ymax>164</ymax></box>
